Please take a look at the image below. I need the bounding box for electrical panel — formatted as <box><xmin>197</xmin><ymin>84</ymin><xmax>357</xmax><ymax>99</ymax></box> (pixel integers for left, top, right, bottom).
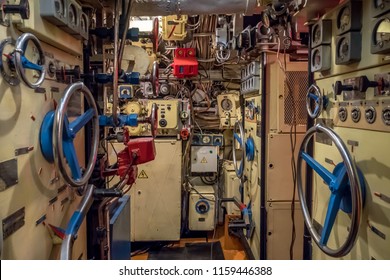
<box><xmin>189</xmin><ymin>185</ymin><xmax>216</xmax><ymax>231</ymax></box>
<box><xmin>162</xmin><ymin>15</ymin><xmax>188</xmax><ymax>41</ymax></box>
<box><xmin>241</xmin><ymin>61</ymin><xmax>261</xmax><ymax>96</ymax></box>
<box><xmin>217</xmin><ymin>92</ymin><xmax>240</xmax><ymax>129</ymax></box>
<box><xmin>192</xmin><ymin>134</ymin><xmax>223</xmax><ymax>146</ymax></box>
<box><xmin>309</xmin><ymin>0</ymin><xmax>390</xmax><ymax>260</ymax></box>
<box><xmin>172</xmin><ymin>48</ymin><xmax>198</xmax><ymax>78</ymax></box>
<box><xmin>191</xmin><ymin>146</ymin><xmax>219</xmax><ymax>173</ymax></box>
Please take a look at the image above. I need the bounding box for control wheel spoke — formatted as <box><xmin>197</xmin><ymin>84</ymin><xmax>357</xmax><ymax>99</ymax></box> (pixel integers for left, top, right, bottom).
<box><xmin>70</xmin><ymin>108</ymin><xmax>95</xmax><ymax>135</ymax></box>
<box><xmin>63</xmin><ymin>140</ymin><xmax>81</xmax><ymax>180</ymax></box>
<box><xmin>301</xmin><ymin>151</ymin><xmax>336</xmax><ymax>186</ymax></box>
<box><xmin>320</xmin><ymin>193</ymin><xmax>343</xmax><ymax>246</ymax></box>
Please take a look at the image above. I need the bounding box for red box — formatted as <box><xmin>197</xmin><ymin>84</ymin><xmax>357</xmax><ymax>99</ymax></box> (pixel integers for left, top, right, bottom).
<box><xmin>173</xmin><ymin>48</ymin><xmax>198</xmax><ymax>78</ymax></box>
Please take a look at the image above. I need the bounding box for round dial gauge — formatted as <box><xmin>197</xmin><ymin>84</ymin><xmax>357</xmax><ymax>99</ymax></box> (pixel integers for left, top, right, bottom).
<box><xmin>337</xmin><ymin>37</ymin><xmax>349</xmax><ymax>59</ymax></box>
<box><xmin>221</xmin><ymin>98</ymin><xmax>233</xmax><ymax>111</ymax></box>
<box><xmin>68</xmin><ymin>4</ymin><xmax>77</xmax><ymax>26</ymax></box>
<box><xmin>312</xmin><ymin>49</ymin><xmax>321</xmax><ymax>68</ymax></box>
<box><xmin>337</xmin><ymin>6</ymin><xmax>351</xmax><ymax>32</ymax></box>
<box><xmin>313</xmin><ymin>24</ymin><xmax>321</xmax><ymax>45</ymax></box>
<box><xmin>55</xmin><ymin>0</ymin><xmax>65</xmax><ymax>16</ymax></box>
<box><xmin>202</xmin><ymin>135</ymin><xmax>211</xmax><ymax>144</ymax></box>
<box><xmin>374</xmin><ymin>18</ymin><xmax>390</xmax><ymax>46</ymax></box>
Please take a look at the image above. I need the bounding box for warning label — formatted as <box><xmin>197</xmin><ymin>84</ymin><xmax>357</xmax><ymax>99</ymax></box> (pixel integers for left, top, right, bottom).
<box><xmin>201</xmin><ymin>157</ymin><xmax>208</xmax><ymax>163</ymax></box>
<box><xmin>138</xmin><ymin>170</ymin><xmax>148</xmax><ymax>179</ymax></box>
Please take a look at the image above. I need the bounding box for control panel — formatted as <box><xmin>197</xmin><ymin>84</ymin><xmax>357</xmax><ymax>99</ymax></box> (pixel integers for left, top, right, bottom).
<box><xmin>217</xmin><ymin>91</ymin><xmax>240</xmax><ymax>129</ymax></box>
<box><xmin>304</xmin><ymin>0</ymin><xmax>390</xmax><ymax>260</ymax></box>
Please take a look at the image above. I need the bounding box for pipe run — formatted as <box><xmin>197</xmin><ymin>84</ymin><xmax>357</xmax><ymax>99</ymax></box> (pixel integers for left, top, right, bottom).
<box><xmin>131</xmin><ymin>0</ymin><xmax>258</xmax><ymax>16</ymax></box>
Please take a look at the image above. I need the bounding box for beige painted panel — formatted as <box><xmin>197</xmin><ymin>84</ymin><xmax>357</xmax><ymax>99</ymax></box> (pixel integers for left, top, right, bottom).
<box><xmin>222</xmin><ymin>161</ymin><xmax>241</xmax><ymax>215</ymax></box>
<box><xmin>267</xmin><ymin>56</ymin><xmax>308</xmax><ymax>134</ymax></box>
<box><xmin>310</xmin><ymin>127</ymin><xmax>390</xmax><ymax>260</ymax></box>
<box><xmin>266</xmin><ymin>201</ymin><xmax>304</xmax><ymax>260</ymax></box>
<box><xmin>130</xmin><ymin>139</ymin><xmax>182</xmax><ymax>241</ymax></box>
<box><xmin>267</xmin><ymin>133</ymin><xmax>305</xmax><ymax>201</ymax></box>
<box><xmin>0</xmin><ymin>26</ymin><xmax>85</xmax><ymax>259</ymax></box>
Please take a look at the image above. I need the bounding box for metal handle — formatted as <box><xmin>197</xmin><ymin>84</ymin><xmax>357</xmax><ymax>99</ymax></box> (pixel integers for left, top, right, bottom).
<box><xmin>60</xmin><ymin>185</ymin><xmax>95</xmax><ymax>260</ymax></box>
<box><xmin>14</xmin><ymin>33</ymin><xmax>46</xmax><ymax>89</ymax></box>
<box><xmin>148</xmin><ymin>103</ymin><xmax>158</xmax><ymax>137</ymax></box>
<box><xmin>54</xmin><ymin>82</ymin><xmax>99</xmax><ymax>188</ymax></box>
<box><xmin>297</xmin><ymin>123</ymin><xmax>364</xmax><ymax>257</ymax></box>
<box><xmin>151</xmin><ymin>61</ymin><xmax>159</xmax><ymax>96</ymax></box>
<box><xmin>306</xmin><ymin>84</ymin><xmax>324</xmax><ymax>119</ymax></box>
<box><xmin>232</xmin><ymin>120</ymin><xmax>245</xmax><ymax>178</ymax></box>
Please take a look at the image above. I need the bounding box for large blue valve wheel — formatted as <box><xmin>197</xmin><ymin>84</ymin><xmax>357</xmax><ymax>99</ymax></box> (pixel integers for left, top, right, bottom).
<box><xmin>14</xmin><ymin>33</ymin><xmax>46</xmax><ymax>89</ymax></box>
<box><xmin>40</xmin><ymin>82</ymin><xmax>99</xmax><ymax>188</ymax></box>
<box><xmin>232</xmin><ymin>121</ymin><xmax>255</xmax><ymax>178</ymax></box>
<box><xmin>297</xmin><ymin>124</ymin><xmax>365</xmax><ymax>257</ymax></box>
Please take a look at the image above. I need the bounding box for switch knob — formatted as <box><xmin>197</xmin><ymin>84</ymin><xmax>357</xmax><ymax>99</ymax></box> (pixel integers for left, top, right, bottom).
<box><xmin>334</xmin><ymin>80</ymin><xmax>353</xmax><ymax>96</ymax></box>
<box><xmin>358</xmin><ymin>76</ymin><xmax>379</xmax><ymax>92</ymax></box>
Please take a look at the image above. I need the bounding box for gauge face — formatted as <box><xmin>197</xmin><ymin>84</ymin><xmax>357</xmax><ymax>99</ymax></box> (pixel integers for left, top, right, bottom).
<box><xmin>81</xmin><ymin>14</ymin><xmax>87</xmax><ymax>32</ymax></box>
<box><xmin>68</xmin><ymin>4</ymin><xmax>77</xmax><ymax>26</ymax></box>
<box><xmin>313</xmin><ymin>25</ymin><xmax>321</xmax><ymax>45</ymax></box>
<box><xmin>375</xmin><ymin>0</ymin><xmax>385</xmax><ymax>9</ymax></box>
<box><xmin>55</xmin><ymin>0</ymin><xmax>65</xmax><ymax>16</ymax></box>
<box><xmin>338</xmin><ymin>6</ymin><xmax>351</xmax><ymax>31</ymax></box>
<box><xmin>221</xmin><ymin>98</ymin><xmax>233</xmax><ymax>111</ymax></box>
<box><xmin>312</xmin><ymin>49</ymin><xmax>321</xmax><ymax>68</ymax></box>
<box><xmin>375</xmin><ymin>18</ymin><xmax>390</xmax><ymax>45</ymax></box>
<box><xmin>202</xmin><ymin>136</ymin><xmax>211</xmax><ymax>144</ymax></box>
<box><xmin>338</xmin><ymin>37</ymin><xmax>349</xmax><ymax>59</ymax></box>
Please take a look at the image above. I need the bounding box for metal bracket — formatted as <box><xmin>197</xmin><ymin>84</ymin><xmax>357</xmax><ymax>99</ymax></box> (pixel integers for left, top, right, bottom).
<box><xmin>0</xmin><ymin>159</ymin><xmax>18</xmax><ymax>191</ymax></box>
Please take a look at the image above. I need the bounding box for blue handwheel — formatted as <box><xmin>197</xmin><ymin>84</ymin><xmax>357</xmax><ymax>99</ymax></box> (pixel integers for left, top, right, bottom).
<box><xmin>232</xmin><ymin>120</ymin><xmax>245</xmax><ymax>178</ymax></box>
<box><xmin>306</xmin><ymin>84</ymin><xmax>327</xmax><ymax>119</ymax></box>
<box><xmin>14</xmin><ymin>33</ymin><xmax>46</xmax><ymax>89</ymax></box>
<box><xmin>297</xmin><ymin>123</ymin><xmax>365</xmax><ymax>257</ymax></box>
<box><xmin>40</xmin><ymin>82</ymin><xmax>99</xmax><ymax>188</ymax></box>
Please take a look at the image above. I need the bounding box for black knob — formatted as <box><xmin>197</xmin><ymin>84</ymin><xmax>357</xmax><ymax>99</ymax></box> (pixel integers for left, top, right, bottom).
<box><xmin>334</xmin><ymin>80</ymin><xmax>353</xmax><ymax>95</ymax></box>
<box><xmin>159</xmin><ymin>119</ymin><xmax>167</xmax><ymax>127</ymax></box>
<box><xmin>3</xmin><ymin>0</ymin><xmax>30</xmax><ymax>20</ymax></box>
<box><xmin>198</xmin><ymin>204</ymin><xmax>207</xmax><ymax>214</ymax></box>
<box><xmin>358</xmin><ymin>76</ymin><xmax>379</xmax><ymax>92</ymax></box>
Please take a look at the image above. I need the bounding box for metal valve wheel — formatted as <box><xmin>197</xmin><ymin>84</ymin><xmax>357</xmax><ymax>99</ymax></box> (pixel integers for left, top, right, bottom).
<box><xmin>297</xmin><ymin>123</ymin><xmax>365</xmax><ymax>257</ymax></box>
<box><xmin>148</xmin><ymin>103</ymin><xmax>158</xmax><ymax>137</ymax></box>
<box><xmin>151</xmin><ymin>61</ymin><xmax>159</xmax><ymax>96</ymax></box>
<box><xmin>232</xmin><ymin>120</ymin><xmax>245</xmax><ymax>178</ymax></box>
<box><xmin>306</xmin><ymin>84</ymin><xmax>326</xmax><ymax>119</ymax></box>
<box><xmin>14</xmin><ymin>33</ymin><xmax>46</xmax><ymax>89</ymax></box>
<box><xmin>40</xmin><ymin>82</ymin><xmax>99</xmax><ymax>188</ymax></box>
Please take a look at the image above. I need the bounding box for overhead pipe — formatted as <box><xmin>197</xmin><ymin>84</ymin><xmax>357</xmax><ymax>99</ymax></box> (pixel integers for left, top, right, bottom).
<box><xmin>131</xmin><ymin>0</ymin><xmax>258</xmax><ymax>16</ymax></box>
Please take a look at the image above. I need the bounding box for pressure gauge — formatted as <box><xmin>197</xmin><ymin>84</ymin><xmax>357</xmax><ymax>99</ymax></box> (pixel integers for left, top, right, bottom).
<box><xmin>202</xmin><ymin>135</ymin><xmax>211</xmax><ymax>144</ymax></box>
<box><xmin>336</xmin><ymin>32</ymin><xmax>361</xmax><ymax>65</ymax></box>
<box><xmin>68</xmin><ymin>3</ymin><xmax>77</xmax><ymax>27</ymax></box>
<box><xmin>56</xmin><ymin>0</ymin><xmax>65</xmax><ymax>16</ymax></box>
<box><xmin>221</xmin><ymin>98</ymin><xmax>233</xmax><ymax>111</ymax></box>
<box><xmin>336</xmin><ymin>0</ymin><xmax>362</xmax><ymax>35</ymax></box>
<box><xmin>311</xmin><ymin>19</ymin><xmax>332</xmax><ymax>48</ymax></box>
<box><xmin>337</xmin><ymin>6</ymin><xmax>350</xmax><ymax>33</ymax></box>
<box><xmin>311</xmin><ymin>46</ymin><xmax>331</xmax><ymax>72</ymax></box>
<box><xmin>371</xmin><ymin>16</ymin><xmax>390</xmax><ymax>54</ymax></box>
<box><xmin>372</xmin><ymin>0</ymin><xmax>390</xmax><ymax>18</ymax></box>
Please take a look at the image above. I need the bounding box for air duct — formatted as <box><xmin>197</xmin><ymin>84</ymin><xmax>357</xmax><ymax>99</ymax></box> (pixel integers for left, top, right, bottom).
<box><xmin>131</xmin><ymin>0</ymin><xmax>258</xmax><ymax>16</ymax></box>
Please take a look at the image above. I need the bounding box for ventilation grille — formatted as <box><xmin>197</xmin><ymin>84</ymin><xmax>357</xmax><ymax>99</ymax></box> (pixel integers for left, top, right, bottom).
<box><xmin>284</xmin><ymin>71</ymin><xmax>308</xmax><ymax>127</ymax></box>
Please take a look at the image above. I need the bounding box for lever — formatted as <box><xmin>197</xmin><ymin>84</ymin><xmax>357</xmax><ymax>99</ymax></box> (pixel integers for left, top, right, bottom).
<box><xmin>358</xmin><ymin>76</ymin><xmax>379</xmax><ymax>92</ymax></box>
<box><xmin>334</xmin><ymin>81</ymin><xmax>354</xmax><ymax>95</ymax></box>
<box><xmin>2</xmin><ymin>0</ymin><xmax>30</xmax><ymax>20</ymax></box>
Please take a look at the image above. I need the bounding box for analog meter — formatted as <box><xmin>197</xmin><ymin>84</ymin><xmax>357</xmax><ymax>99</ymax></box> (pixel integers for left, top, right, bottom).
<box><xmin>336</xmin><ymin>0</ymin><xmax>362</xmax><ymax>35</ymax></box>
<box><xmin>371</xmin><ymin>16</ymin><xmax>390</xmax><ymax>54</ymax></box>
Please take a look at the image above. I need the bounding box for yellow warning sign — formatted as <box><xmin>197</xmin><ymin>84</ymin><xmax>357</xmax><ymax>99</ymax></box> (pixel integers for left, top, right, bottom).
<box><xmin>201</xmin><ymin>157</ymin><xmax>208</xmax><ymax>163</ymax></box>
<box><xmin>138</xmin><ymin>170</ymin><xmax>148</xmax><ymax>179</ymax></box>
